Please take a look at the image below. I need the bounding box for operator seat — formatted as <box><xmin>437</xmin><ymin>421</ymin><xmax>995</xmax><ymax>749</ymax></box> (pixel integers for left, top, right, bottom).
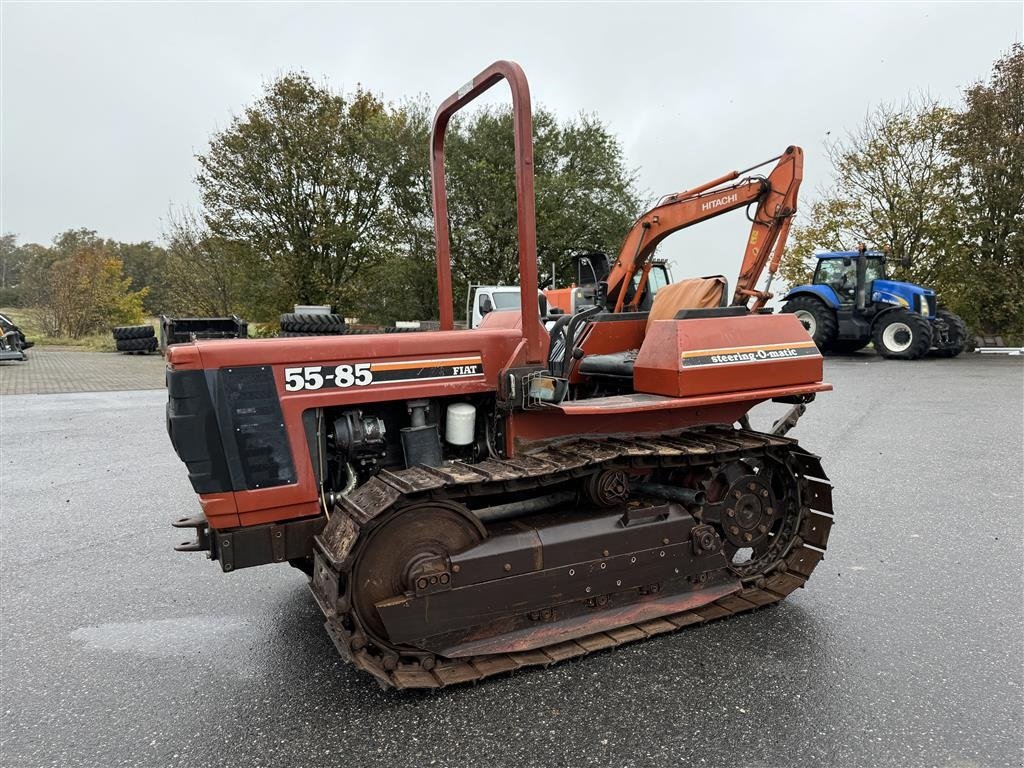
<box><xmin>577</xmin><ymin>275</ymin><xmax>739</xmax><ymax>383</ymax></box>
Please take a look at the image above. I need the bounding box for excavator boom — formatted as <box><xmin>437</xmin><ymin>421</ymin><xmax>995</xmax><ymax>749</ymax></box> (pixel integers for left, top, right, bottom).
<box><xmin>606</xmin><ymin>147</ymin><xmax>803</xmax><ymax>311</ymax></box>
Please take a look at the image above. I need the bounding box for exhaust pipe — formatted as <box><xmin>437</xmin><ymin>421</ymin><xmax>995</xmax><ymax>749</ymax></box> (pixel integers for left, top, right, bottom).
<box><xmin>855</xmin><ymin>243</ymin><xmax>868</xmax><ymax>311</ymax></box>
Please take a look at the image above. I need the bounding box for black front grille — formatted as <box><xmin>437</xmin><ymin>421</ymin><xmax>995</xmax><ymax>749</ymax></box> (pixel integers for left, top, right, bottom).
<box><xmin>166</xmin><ymin>368</ymin><xmax>233</xmax><ymax>494</ymax></box>
<box><xmin>926</xmin><ymin>295</ymin><xmax>937</xmax><ymax>315</ymax></box>
<box><xmin>167</xmin><ymin>365</ymin><xmax>295</xmax><ymax>493</ymax></box>
<box><xmin>219</xmin><ymin>366</ymin><xmax>295</xmax><ymax>490</ymax></box>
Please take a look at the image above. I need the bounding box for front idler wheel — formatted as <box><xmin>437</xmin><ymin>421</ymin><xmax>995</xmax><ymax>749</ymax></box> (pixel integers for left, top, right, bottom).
<box><xmin>349</xmin><ymin>502</ymin><xmax>484</xmax><ymax>650</ymax></box>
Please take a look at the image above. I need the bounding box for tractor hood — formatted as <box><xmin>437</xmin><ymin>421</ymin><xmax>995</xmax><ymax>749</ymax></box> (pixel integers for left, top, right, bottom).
<box><xmin>871</xmin><ymin>279</ymin><xmax>934</xmax><ymax>308</ymax></box>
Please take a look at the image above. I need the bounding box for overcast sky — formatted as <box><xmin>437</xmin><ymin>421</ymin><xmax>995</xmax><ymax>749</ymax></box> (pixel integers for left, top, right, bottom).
<box><xmin>2</xmin><ymin>1</ymin><xmax>1021</xmax><ymax>282</ymax></box>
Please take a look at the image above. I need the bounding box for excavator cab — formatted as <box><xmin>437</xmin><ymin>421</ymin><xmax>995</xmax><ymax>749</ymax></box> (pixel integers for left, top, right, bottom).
<box><xmin>633</xmin><ymin>260</ymin><xmax>672</xmax><ymax>294</ymax></box>
<box><xmin>623</xmin><ymin>260</ymin><xmax>673</xmax><ymax>311</ymax></box>
<box><xmin>559</xmin><ymin>254</ymin><xmax>671</xmax><ymax>314</ymax></box>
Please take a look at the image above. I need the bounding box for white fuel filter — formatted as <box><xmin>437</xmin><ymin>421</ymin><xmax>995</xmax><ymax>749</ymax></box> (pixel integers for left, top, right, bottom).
<box><xmin>445</xmin><ymin>403</ymin><xmax>476</xmax><ymax>445</ymax></box>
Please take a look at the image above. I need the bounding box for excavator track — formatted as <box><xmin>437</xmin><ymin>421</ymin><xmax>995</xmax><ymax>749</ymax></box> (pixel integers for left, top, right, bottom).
<box><xmin>311</xmin><ymin>425</ymin><xmax>833</xmax><ymax>689</ymax></box>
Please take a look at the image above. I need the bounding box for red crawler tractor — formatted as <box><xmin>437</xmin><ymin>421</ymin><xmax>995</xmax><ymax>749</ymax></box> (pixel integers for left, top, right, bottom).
<box><xmin>167</xmin><ymin>61</ymin><xmax>834</xmax><ymax>689</ymax></box>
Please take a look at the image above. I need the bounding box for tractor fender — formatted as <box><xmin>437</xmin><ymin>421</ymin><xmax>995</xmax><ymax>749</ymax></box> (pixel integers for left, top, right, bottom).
<box><xmin>867</xmin><ymin>303</ymin><xmax>907</xmax><ymax>331</ymax></box>
<box><xmin>782</xmin><ymin>285</ymin><xmax>840</xmax><ymax>309</ymax></box>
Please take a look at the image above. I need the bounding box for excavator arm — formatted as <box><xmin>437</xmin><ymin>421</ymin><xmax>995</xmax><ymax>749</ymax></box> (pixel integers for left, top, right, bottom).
<box><xmin>606</xmin><ymin>146</ymin><xmax>803</xmax><ymax>312</ymax></box>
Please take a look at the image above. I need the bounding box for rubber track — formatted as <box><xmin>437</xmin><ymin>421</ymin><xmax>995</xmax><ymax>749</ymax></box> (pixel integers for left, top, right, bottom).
<box><xmin>314</xmin><ymin>426</ymin><xmax>833</xmax><ymax>689</ymax></box>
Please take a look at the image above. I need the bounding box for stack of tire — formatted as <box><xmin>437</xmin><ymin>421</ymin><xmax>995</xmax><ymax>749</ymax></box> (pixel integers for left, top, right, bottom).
<box><xmin>279</xmin><ymin>313</ymin><xmax>348</xmax><ymax>337</ymax></box>
<box><xmin>112</xmin><ymin>325</ymin><xmax>158</xmax><ymax>354</ymax></box>
<box><xmin>343</xmin><ymin>327</ymin><xmax>425</xmax><ymax>334</ymax></box>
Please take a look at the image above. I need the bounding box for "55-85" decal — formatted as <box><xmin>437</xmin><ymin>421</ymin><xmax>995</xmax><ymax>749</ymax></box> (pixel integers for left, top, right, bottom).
<box><xmin>282</xmin><ymin>356</ymin><xmax>485</xmax><ymax>392</ymax></box>
<box><xmin>284</xmin><ymin>364</ymin><xmax>372</xmax><ymax>391</ymax></box>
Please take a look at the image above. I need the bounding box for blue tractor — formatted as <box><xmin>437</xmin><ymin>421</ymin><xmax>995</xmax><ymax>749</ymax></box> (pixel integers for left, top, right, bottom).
<box><xmin>781</xmin><ymin>247</ymin><xmax>967</xmax><ymax>359</ymax></box>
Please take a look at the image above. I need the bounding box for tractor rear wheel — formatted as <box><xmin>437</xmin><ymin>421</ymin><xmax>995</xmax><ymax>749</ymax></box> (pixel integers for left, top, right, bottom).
<box><xmin>782</xmin><ymin>296</ymin><xmax>837</xmax><ymax>351</ymax></box>
<box><xmin>929</xmin><ymin>310</ymin><xmax>967</xmax><ymax>358</ymax></box>
<box><xmin>872</xmin><ymin>310</ymin><xmax>932</xmax><ymax>360</ymax></box>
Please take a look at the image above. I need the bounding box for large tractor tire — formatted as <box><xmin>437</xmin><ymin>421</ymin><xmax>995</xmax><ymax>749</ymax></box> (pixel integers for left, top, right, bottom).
<box><xmin>782</xmin><ymin>296</ymin><xmax>837</xmax><ymax>351</ymax></box>
<box><xmin>929</xmin><ymin>309</ymin><xmax>967</xmax><ymax>358</ymax></box>
<box><xmin>279</xmin><ymin>313</ymin><xmax>347</xmax><ymax>335</ymax></box>
<box><xmin>277</xmin><ymin>330</ymin><xmax>343</xmax><ymax>338</ymax></box>
<box><xmin>112</xmin><ymin>325</ymin><xmax>155</xmax><ymax>341</ymax></box>
<box><xmin>116</xmin><ymin>336</ymin><xmax>158</xmax><ymax>354</ymax></box>
<box><xmin>872</xmin><ymin>310</ymin><xmax>933</xmax><ymax>360</ymax></box>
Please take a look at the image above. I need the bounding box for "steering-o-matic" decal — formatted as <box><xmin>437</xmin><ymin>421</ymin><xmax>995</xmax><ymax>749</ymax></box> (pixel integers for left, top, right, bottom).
<box><xmin>283</xmin><ymin>356</ymin><xmax>484</xmax><ymax>391</ymax></box>
<box><xmin>681</xmin><ymin>341</ymin><xmax>818</xmax><ymax>368</ymax></box>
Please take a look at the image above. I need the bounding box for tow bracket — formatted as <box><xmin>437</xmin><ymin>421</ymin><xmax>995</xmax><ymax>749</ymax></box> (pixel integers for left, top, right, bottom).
<box><xmin>172</xmin><ymin>515</ymin><xmax>210</xmax><ymax>553</ymax></box>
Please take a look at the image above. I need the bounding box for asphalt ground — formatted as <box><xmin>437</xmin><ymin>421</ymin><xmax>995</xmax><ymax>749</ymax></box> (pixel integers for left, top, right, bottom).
<box><xmin>1</xmin><ymin>353</ymin><xmax>1022</xmax><ymax>768</ymax></box>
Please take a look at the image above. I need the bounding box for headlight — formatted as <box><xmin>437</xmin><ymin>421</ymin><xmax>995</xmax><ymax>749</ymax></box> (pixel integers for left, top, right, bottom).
<box><xmin>919</xmin><ymin>298</ymin><xmax>929</xmax><ymax>316</ymax></box>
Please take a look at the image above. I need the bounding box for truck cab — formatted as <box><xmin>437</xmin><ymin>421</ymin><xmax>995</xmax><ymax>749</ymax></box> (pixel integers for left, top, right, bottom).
<box><xmin>466</xmin><ymin>285</ymin><xmax>548</xmax><ymax>329</ymax></box>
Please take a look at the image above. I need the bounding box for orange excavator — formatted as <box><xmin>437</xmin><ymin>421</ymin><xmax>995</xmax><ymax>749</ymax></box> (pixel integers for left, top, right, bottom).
<box><xmin>546</xmin><ymin>147</ymin><xmax>802</xmax><ymax>318</ymax></box>
<box><xmin>167</xmin><ymin>61</ymin><xmax>833</xmax><ymax>689</ymax></box>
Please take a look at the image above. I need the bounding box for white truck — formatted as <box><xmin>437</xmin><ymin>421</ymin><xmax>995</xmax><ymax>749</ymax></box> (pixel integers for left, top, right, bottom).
<box><xmin>465</xmin><ymin>284</ymin><xmax>549</xmax><ymax>329</ymax></box>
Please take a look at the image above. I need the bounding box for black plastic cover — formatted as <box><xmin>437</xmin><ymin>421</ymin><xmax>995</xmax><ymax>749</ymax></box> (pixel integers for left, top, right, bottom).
<box><xmin>590</xmin><ymin>311</ymin><xmax>650</xmax><ymax>323</ymax></box>
<box><xmin>216</xmin><ymin>366</ymin><xmax>295</xmax><ymax>490</ymax></box>
<box><xmin>166</xmin><ymin>365</ymin><xmax>295</xmax><ymax>494</ymax></box>
<box><xmin>166</xmin><ymin>369</ymin><xmax>232</xmax><ymax>494</ymax></box>
<box><xmin>578</xmin><ymin>351</ymin><xmax>639</xmax><ymax>379</ymax></box>
<box><xmin>673</xmin><ymin>306</ymin><xmax>749</xmax><ymax>320</ymax></box>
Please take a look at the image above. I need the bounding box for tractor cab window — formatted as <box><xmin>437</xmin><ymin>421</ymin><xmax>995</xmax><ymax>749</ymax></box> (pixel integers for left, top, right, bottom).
<box><xmin>815</xmin><ymin>260</ymin><xmax>856</xmax><ymax>299</ymax></box>
<box><xmin>864</xmin><ymin>258</ymin><xmax>886</xmax><ymax>282</ymax></box>
<box><xmin>815</xmin><ymin>257</ymin><xmax>886</xmax><ymax>301</ymax></box>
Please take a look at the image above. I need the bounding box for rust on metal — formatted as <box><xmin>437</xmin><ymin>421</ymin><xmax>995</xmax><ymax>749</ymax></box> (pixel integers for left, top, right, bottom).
<box><xmin>309</xmin><ymin>426</ymin><xmax>833</xmax><ymax>689</ymax></box>
<box><xmin>430</xmin><ymin>60</ymin><xmax>544</xmax><ymax>363</ymax></box>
